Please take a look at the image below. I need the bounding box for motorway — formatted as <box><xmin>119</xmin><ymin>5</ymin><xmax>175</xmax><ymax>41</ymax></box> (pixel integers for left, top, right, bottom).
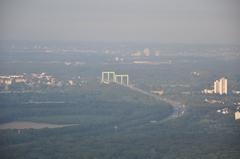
<box><xmin>127</xmin><ymin>85</ymin><xmax>186</xmax><ymax>123</ymax></box>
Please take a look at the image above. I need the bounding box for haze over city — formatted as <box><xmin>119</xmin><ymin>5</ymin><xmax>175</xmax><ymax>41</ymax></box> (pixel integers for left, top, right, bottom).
<box><xmin>1</xmin><ymin>0</ymin><xmax>240</xmax><ymax>44</ymax></box>
<box><xmin>0</xmin><ymin>1</ymin><xmax>240</xmax><ymax>159</ymax></box>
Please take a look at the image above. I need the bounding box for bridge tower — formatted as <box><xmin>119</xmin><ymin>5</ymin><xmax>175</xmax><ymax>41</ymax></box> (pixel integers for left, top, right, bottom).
<box><xmin>101</xmin><ymin>71</ymin><xmax>129</xmax><ymax>86</ymax></box>
<box><xmin>101</xmin><ymin>72</ymin><xmax>116</xmax><ymax>84</ymax></box>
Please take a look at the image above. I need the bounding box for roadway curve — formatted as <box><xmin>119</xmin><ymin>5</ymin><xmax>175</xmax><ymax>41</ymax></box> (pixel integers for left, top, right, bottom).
<box><xmin>126</xmin><ymin>85</ymin><xmax>186</xmax><ymax>123</ymax></box>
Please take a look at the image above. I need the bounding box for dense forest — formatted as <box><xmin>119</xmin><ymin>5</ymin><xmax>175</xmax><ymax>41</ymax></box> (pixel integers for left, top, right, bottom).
<box><xmin>0</xmin><ymin>47</ymin><xmax>240</xmax><ymax>158</ymax></box>
<box><xmin>0</xmin><ymin>84</ymin><xmax>239</xmax><ymax>159</ymax></box>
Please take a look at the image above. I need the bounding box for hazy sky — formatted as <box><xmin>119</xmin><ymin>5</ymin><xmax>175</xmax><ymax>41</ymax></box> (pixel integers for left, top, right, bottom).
<box><xmin>1</xmin><ymin>0</ymin><xmax>240</xmax><ymax>44</ymax></box>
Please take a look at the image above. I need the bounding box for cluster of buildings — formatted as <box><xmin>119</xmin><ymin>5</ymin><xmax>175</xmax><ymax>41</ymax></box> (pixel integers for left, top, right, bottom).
<box><xmin>217</xmin><ymin>108</ymin><xmax>229</xmax><ymax>114</ymax></box>
<box><xmin>0</xmin><ymin>73</ymin><xmax>84</xmax><ymax>91</ymax></box>
<box><xmin>0</xmin><ymin>73</ymin><xmax>59</xmax><ymax>90</ymax></box>
<box><xmin>202</xmin><ymin>77</ymin><xmax>240</xmax><ymax>120</ymax></box>
<box><xmin>0</xmin><ymin>75</ymin><xmax>26</xmax><ymax>86</ymax></box>
<box><xmin>0</xmin><ymin>75</ymin><xmax>27</xmax><ymax>90</ymax></box>
<box><xmin>203</xmin><ymin>77</ymin><xmax>228</xmax><ymax>95</ymax></box>
<box><xmin>101</xmin><ymin>71</ymin><xmax>129</xmax><ymax>86</ymax></box>
<box><xmin>216</xmin><ymin>108</ymin><xmax>240</xmax><ymax>121</ymax></box>
<box><xmin>131</xmin><ymin>48</ymin><xmax>160</xmax><ymax>57</ymax></box>
<box><xmin>31</xmin><ymin>73</ymin><xmax>58</xmax><ymax>86</ymax></box>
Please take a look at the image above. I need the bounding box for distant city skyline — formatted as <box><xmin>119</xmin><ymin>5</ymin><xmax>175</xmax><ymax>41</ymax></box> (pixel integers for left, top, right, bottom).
<box><xmin>1</xmin><ymin>0</ymin><xmax>240</xmax><ymax>44</ymax></box>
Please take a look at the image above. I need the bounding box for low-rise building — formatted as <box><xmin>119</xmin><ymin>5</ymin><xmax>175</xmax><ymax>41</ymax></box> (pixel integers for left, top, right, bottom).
<box><xmin>235</xmin><ymin>111</ymin><xmax>240</xmax><ymax>120</ymax></box>
<box><xmin>205</xmin><ymin>98</ymin><xmax>224</xmax><ymax>104</ymax></box>
<box><xmin>3</xmin><ymin>78</ymin><xmax>12</xmax><ymax>85</ymax></box>
<box><xmin>217</xmin><ymin>108</ymin><xmax>229</xmax><ymax>114</ymax></box>
<box><xmin>68</xmin><ymin>80</ymin><xmax>76</xmax><ymax>86</ymax></box>
<box><xmin>151</xmin><ymin>90</ymin><xmax>164</xmax><ymax>96</ymax></box>
<box><xmin>15</xmin><ymin>78</ymin><xmax>26</xmax><ymax>83</ymax></box>
<box><xmin>232</xmin><ymin>90</ymin><xmax>240</xmax><ymax>95</ymax></box>
<box><xmin>202</xmin><ymin>89</ymin><xmax>214</xmax><ymax>94</ymax></box>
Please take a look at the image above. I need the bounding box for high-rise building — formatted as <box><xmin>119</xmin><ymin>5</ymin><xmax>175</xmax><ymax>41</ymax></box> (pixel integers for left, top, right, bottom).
<box><xmin>143</xmin><ymin>48</ymin><xmax>150</xmax><ymax>56</ymax></box>
<box><xmin>214</xmin><ymin>77</ymin><xmax>227</xmax><ymax>95</ymax></box>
